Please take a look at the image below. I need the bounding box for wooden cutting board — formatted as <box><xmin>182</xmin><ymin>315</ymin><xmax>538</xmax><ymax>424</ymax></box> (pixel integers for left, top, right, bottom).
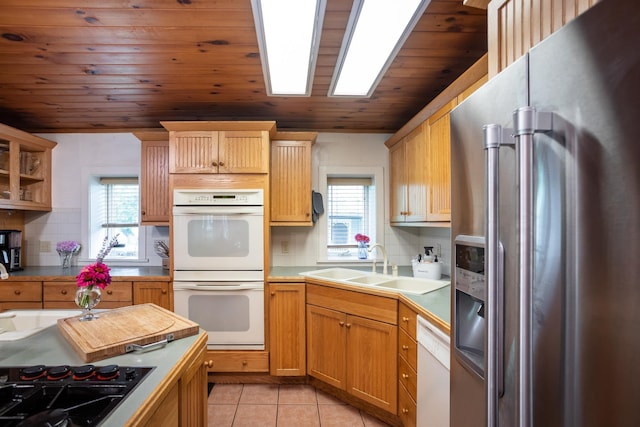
<box><xmin>57</xmin><ymin>303</ymin><xmax>199</xmax><ymax>362</ymax></box>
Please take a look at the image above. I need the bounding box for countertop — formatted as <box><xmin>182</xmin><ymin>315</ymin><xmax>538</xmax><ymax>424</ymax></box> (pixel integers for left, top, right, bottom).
<box><xmin>0</xmin><ymin>319</ymin><xmax>205</xmax><ymax>426</ymax></box>
<box><xmin>269</xmin><ymin>265</ymin><xmax>451</xmax><ymax>331</ymax></box>
<box><xmin>5</xmin><ymin>266</ymin><xmax>170</xmax><ymax>280</ymax></box>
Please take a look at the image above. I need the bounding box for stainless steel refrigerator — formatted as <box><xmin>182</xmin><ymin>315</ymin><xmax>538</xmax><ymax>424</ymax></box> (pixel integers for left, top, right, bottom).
<box><xmin>449</xmin><ymin>0</ymin><xmax>640</xmax><ymax>425</ymax></box>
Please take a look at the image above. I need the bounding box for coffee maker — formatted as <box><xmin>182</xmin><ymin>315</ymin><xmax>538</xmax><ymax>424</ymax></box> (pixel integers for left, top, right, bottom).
<box><xmin>0</xmin><ymin>229</ymin><xmax>22</xmax><ymax>271</ymax></box>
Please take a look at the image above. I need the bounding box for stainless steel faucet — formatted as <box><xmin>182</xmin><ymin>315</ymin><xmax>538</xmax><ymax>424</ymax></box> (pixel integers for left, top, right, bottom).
<box><xmin>368</xmin><ymin>243</ymin><xmax>388</xmax><ymax>275</ymax></box>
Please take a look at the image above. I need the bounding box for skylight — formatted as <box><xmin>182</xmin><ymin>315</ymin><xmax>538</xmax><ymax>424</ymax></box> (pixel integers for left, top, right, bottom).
<box><xmin>251</xmin><ymin>0</ymin><xmax>326</xmax><ymax>96</ymax></box>
<box><xmin>329</xmin><ymin>0</ymin><xmax>431</xmax><ymax>97</ymax></box>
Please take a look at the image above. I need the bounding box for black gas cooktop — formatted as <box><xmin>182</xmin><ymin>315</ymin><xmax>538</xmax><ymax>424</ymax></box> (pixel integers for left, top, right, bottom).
<box><xmin>0</xmin><ymin>364</ymin><xmax>153</xmax><ymax>426</ymax></box>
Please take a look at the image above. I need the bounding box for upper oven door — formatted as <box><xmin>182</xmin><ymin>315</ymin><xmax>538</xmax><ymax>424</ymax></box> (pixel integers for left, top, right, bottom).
<box><xmin>172</xmin><ymin>205</ymin><xmax>264</xmax><ymax>272</ymax></box>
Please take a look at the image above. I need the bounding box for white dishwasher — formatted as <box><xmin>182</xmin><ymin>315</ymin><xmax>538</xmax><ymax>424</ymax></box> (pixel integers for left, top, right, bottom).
<box><xmin>416</xmin><ymin>315</ymin><xmax>450</xmax><ymax>427</ymax></box>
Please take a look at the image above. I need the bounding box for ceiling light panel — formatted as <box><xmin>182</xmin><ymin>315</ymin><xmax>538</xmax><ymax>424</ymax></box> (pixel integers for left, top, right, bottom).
<box><xmin>329</xmin><ymin>0</ymin><xmax>431</xmax><ymax>97</ymax></box>
<box><xmin>252</xmin><ymin>0</ymin><xmax>326</xmax><ymax>96</ymax></box>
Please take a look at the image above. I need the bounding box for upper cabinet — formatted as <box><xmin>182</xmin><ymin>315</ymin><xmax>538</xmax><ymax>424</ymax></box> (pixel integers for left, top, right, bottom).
<box><xmin>161</xmin><ymin>121</ymin><xmax>276</xmax><ymax>174</ymax></box>
<box><xmin>0</xmin><ymin>123</ymin><xmax>56</xmax><ymax>211</ymax></box>
<box><xmin>386</xmin><ymin>56</ymin><xmax>488</xmax><ymax>227</ymax></box>
<box><xmin>389</xmin><ymin>124</ymin><xmax>428</xmax><ymax>223</ymax></box>
<box><xmin>270</xmin><ymin>132</ymin><xmax>316</xmax><ymax>226</ymax></box>
<box><xmin>134</xmin><ymin>131</ymin><xmax>170</xmax><ymax>226</ymax></box>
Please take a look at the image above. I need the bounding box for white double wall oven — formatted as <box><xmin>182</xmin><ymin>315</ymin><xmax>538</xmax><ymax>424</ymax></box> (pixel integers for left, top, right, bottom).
<box><xmin>172</xmin><ymin>188</ymin><xmax>265</xmax><ymax>350</ymax></box>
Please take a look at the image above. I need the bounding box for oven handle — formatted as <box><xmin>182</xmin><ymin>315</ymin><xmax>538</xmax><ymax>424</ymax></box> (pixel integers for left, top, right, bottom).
<box><xmin>172</xmin><ymin>206</ymin><xmax>263</xmax><ymax>215</ymax></box>
<box><xmin>173</xmin><ymin>282</ymin><xmax>264</xmax><ymax>291</ymax></box>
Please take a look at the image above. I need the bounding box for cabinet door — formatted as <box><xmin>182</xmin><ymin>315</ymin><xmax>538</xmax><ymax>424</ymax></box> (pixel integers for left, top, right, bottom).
<box><xmin>269</xmin><ymin>283</ymin><xmax>306</xmax><ymax>376</ymax></box>
<box><xmin>346</xmin><ymin>314</ymin><xmax>397</xmax><ymax>413</ymax></box>
<box><xmin>306</xmin><ymin>304</ymin><xmax>347</xmax><ymax>390</ymax></box>
<box><xmin>270</xmin><ymin>140</ymin><xmax>312</xmax><ymax>224</ymax></box>
<box><xmin>389</xmin><ymin>141</ymin><xmax>407</xmax><ymax>223</ymax></box>
<box><xmin>169</xmin><ymin>131</ymin><xmax>219</xmax><ymax>173</ymax></box>
<box><xmin>427</xmin><ymin>100</ymin><xmax>456</xmax><ymax>222</ymax></box>
<box><xmin>140</xmin><ymin>139</ymin><xmax>169</xmax><ymax>225</ymax></box>
<box><xmin>133</xmin><ymin>281</ymin><xmax>171</xmax><ymax>310</ymax></box>
<box><xmin>179</xmin><ymin>344</ymin><xmax>208</xmax><ymax>426</ymax></box>
<box><xmin>218</xmin><ymin>130</ymin><xmax>269</xmax><ymax>173</ymax></box>
<box><xmin>404</xmin><ymin>124</ymin><xmax>429</xmax><ymax>222</ymax></box>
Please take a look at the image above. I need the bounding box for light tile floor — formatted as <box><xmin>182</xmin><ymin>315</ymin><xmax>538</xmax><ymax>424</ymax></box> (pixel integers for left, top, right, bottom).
<box><xmin>208</xmin><ymin>383</ymin><xmax>393</xmax><ymax>427</ymax></box>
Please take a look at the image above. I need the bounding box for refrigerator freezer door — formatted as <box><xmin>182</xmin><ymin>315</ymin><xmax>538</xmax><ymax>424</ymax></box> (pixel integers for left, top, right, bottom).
<box><xmin>450</xmin><ymin>54</ymin><xmax>528</xmax><ymax>426</ymax></box>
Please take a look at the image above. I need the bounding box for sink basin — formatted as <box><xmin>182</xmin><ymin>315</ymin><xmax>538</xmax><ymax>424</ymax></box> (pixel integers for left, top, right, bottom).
<box><xmin>371</xmin><ymin>277</ymin><xmax>449</xmax><ymax>295</ymax></box>
<box><xmin>300</xmin><ymin>267</ymin><xmax>450</xmax><ymax>295</ymax></box>
<box><xmin>0</xmin><ymin>309</ymin><xmax>80</xmax><ymax>341</ymax></box>
<box><xmin>300</xmin><ymin>268</ymin><xmax>367</xmax><ymax>281</ymax></box>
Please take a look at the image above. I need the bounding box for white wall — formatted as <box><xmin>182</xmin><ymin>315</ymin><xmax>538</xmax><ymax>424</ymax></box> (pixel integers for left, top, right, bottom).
<box><xmin>22</xmin><ymin>131</ymin><xmax>452</xmax><ymax>274</ymax></box>
<box><xmin>24</xmin><ymin>133</ymin><xmax>168</xmax><ymax>266</ymax></box>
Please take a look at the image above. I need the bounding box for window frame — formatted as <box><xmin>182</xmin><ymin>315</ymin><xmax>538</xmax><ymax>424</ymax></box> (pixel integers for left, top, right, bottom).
<box><xmin>81</xmin><ymin>166</ymin><xmax>148</xmax><ymax>265</ymax></box>
<box><xmin>316</xmin><ymin>165</ymin><xmax>384</xmax><ymax>263</ymax></box>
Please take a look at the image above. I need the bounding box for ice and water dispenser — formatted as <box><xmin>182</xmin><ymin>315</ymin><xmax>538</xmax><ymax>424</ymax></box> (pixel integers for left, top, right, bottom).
<box><xmin>453</xmin><ymin>235</ymin><xmax>487</xmax><ymax>378</ymax></box>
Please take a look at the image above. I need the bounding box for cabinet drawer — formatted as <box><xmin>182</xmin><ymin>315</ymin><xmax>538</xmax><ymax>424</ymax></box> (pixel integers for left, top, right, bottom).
<box><xmin>0</xmin><ymin>281</ymin><xmax>41</xmax><ymax>302</ymax></box>
<box><xmin>399</xmin><ymin>328</ymin><xmax>417</xmax><ymax>370</ymax></box>
<box><xmin>43</xmin><ymin>282</ymin><xmax>132</xmax><ymax>302</ymax></box>
<box><xmin>398</xmin><ymin>302</ymin><xmax>417</xmax><ymax>339</ymax></box>
<box><xmin>43</xmin><ymin>301</ymin><xmax>131</xmax><ymax>309</ymax></box>
<box><xmin>398</xmin><ymin>381</ymin><xmax>417</xmax><ymax>427</ymax></box>
<box><xmin>398</xmin><ymin>352</ymin><xmax>417</xmax><ymax>402</ymax></box>
<box><xmin>306</xmin><ymin>283</ymin><xmax>397</xmax><ymax>325</ymax></box>
<box><xmin>206</xmin><ymin>351</ymin><xmax>269</xmax><ymax>373</ymax></box>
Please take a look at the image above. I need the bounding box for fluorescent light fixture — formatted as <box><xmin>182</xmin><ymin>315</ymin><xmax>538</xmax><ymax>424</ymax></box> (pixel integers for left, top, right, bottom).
<box><xmin>251</xmin><ymin>0</ymin><xmax>326</xmax><ymax>96</ymax></box>
<box><xmin>329</xmin><ymin>0</ymin><xmax>431</xmax><ymax>97</ymax></box>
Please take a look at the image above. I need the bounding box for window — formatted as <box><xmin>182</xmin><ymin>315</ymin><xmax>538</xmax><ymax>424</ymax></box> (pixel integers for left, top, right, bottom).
<box><xmin>89</xmin><ymin>176</ymin><xmax>141</xmax><ymax>261</ymax></box>
<box><xmin>317</xmin><ymin>166</ymin><xmax>384</xmax><ymax>262</ymax></box>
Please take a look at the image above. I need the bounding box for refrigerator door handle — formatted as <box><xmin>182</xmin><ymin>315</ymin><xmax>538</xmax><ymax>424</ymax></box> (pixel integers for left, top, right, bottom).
<box><xmin>512</xmin><ymin>107</ymin><xmax>553</xmax><ymax>427</ymax></box>
<box><xmin>483</xmin><ymin>124</ymin><xmax>509</xmax><ymax>426</ymax></box>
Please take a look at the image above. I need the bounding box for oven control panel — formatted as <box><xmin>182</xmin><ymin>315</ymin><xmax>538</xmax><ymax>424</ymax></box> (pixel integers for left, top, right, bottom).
<box><xmin>173</xmin><ymin>188</ymin><xmax>264</xmax><ymax>206</ymax></box>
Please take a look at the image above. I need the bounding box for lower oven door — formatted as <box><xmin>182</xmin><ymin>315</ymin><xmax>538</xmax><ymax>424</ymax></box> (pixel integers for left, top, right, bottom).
<box><xmin>173</xmin><ymin>281</ymin><xmax>265</xmax><ymax>350</ymax></box>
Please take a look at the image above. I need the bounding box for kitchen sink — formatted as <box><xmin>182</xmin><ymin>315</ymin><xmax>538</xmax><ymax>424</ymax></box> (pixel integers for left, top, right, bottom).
<box><xmin>0</xmin><ymin>309</ymin><xmax>81</xmax><ymax>341</ymax></box>
<box><xmin>369</xmin><ymin>277</ymin><xmax>449</xmax><ymax>294</ymax></box>
<box><xmin>300</xmin><ymin>268</ymin><xmax>450</xmax><ymax>295</ymax></box>
<box><xmin>300</xmin><ymin>268</ymin><xmax>368</xmax><ymax>281</ymax></box>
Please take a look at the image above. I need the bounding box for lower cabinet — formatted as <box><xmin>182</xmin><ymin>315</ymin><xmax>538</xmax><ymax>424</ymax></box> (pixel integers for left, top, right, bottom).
<box><xmin>133</xmin><ymin>281</ymin><xmax>172</xmax><ymax>310</ymax></box>
<box><xmin>306</xmin><ymin>283</ymin><xmax>397</xmax><ymax>413</ymax></box>
<box><xmin>205</xmin><ymin>350</ymin><xmax>269</xmax><ymax>373</ymax></box>
<box><xmin>0</xmin><ymin>281</ymin><xmax>41</xmax><ymax>311</ymax></box>
<box><xmin>398</xmin><ymin>302</ymin><xmax>418</xmax><ymax>427</ymax></box>
<box><xmin>268</xmin><ymin>282</ymin><xmax>306</xmax><ymax>376</ymax></box>
<box><xmin>43</xmin><ymin>281</ymin><xmax>133</xmax><ymax>309</ymax></box>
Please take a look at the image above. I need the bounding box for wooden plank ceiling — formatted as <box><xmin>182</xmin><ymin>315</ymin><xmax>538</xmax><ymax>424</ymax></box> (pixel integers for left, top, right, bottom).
<box><xmin>0</xmin><ymin>0</ymin><xmax>487</xmax><ymax>133</ymax></box>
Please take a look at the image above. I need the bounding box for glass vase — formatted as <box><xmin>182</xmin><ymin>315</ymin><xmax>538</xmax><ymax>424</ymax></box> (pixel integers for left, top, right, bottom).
<box><xmin>357</xmin><ymin>242</ymin><xmax>369</xmax><ymax>259</ymax></box>
<box><xmin>59</xmin><ymin>251</ymin><xmax>73</xmax><ymax>268</ymax></box>
<box><xmin>75</xmin><ymin>286</ymin><xmax>101</xmax><ymax>321</ymax></box>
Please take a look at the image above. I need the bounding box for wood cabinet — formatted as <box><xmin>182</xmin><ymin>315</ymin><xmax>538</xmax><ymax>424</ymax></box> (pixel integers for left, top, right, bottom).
<box><xmin>389</xmin><ymin>124</ymin><xmax>429</xmax><ymax>223</ymax></box>
<box><xmin>162</xmin><ymin>121</ymin><xmax>276</xmax><ymax>174</ymax></box>
<box><xmin>397</xmin><ymin>302</ymin><xmax>418</xmax><ymax>427</ymax></box>
<box><xmin>179</xmin><ymin>342</ymin><xmax>208</xmax><ymax>426</ymax></box>
<box><xmin>0</xmin><ymin>123</ymin><xmax>56</xmax><ymax>211</ymax></box>
<box><xmin>269</xmin><ymin>282</ymin><xmax>306</xmax><ymax>376</ymax></box>
<box><xmin>270</xmin><ymin>133</ymin><xmax>316</xmax><ymax>225</ymax></box>
<box><xmin>135</xmin><ymin>131</ymin><xmax>170</xmax><ymax>226</ymax></box>
<box><xmin>0</xmin><ymin>281</ymin><xmax>41</xmax><ymax>311</ymax></box>
<box><xmin>43</xmin><ymin>281</ymin><xmax>133</xmax><ymax>309</ymax></box>
<box><xmin>306</xmin><ymin>283</ymin><xmax>397</xmax><ymax>413</ymax></box>
<box><xmin>133</xmin><ymin>281</ymin><xmax>172</xmax><ymax>311</ymax></box>
<box><xmin>487</xmin><ymin>0</ymin><xmax>598</xmax><ymax>77</ymax></box>
<box><xmin>205</xmin><ymin>350</ymin><xmax>269</xmax><ymax>373</ymax></box>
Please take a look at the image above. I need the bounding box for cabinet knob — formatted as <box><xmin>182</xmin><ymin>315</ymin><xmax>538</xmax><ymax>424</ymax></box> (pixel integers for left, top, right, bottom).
<box><xmin>271</xmin><ymin>292</ymin><xmax>275</xmax><ymax>296</ymax></box>
<box><xmin>107</xmin><ymin>290</ymin><xmax>113</xmax><ymax>295</ymax></box>
<box><xmin>402</xmin><ymin>345</ymin><xmax>409</xmax><ymax>350</ymax></box>
<box><xmin>61</xmin><ymin>289</ymin><xmax>67</xmax><ymax>295</ymax></box>
<box><xmin>242</xmin><ymin>360</ymin><xmax>247</xmax><ymax>366</ymax></box>
<box><xmin>339</xmin><ymin>321</ymin><xmax>345</xmax><ymax>327</ymax></box>
<box><xmin>14</xmin><ymin>290</ymin><xmax>20</xmax><ymax>295</ymax></box>
<box><xmin>219</xmin><ymin>161</ymin><xmax>224</xmax><ymax>167</ymax></box>
<box><xmin>141</xmin><ymin>210</ymin><xmax>146</xmax><ymax>215</ymax></box>
<box><xmin>346</xmin><ymin>323</ymin><xmax>351</xmax><ymax>328</ymax></box>
<box><xmin>204</xmin><ymin>360</ymin><xmax>213</xmax><ymax>368</ymax></box>
<box><xmin>402</xmin><ymin>316</ymin><xmax>409</xmax><ymax>322</ymax></box>
<box><xmin>211</xmin><ymin>161</ymin><xmax>218</xmax><ymax>167</ymax></box>
<box><xmin>162</xmin><ymin>290</ymin><xmax>167</xmax><ymax>294</ymax></box>
<box><xmin>402</xmin><ymin>408</ymin><xmax>409</xmax><ymax>414</ymax></box>
<box><xmin>402</xmin><ymin>373</ymin><xmax>409</xmax><ymax>379</ymax></box>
